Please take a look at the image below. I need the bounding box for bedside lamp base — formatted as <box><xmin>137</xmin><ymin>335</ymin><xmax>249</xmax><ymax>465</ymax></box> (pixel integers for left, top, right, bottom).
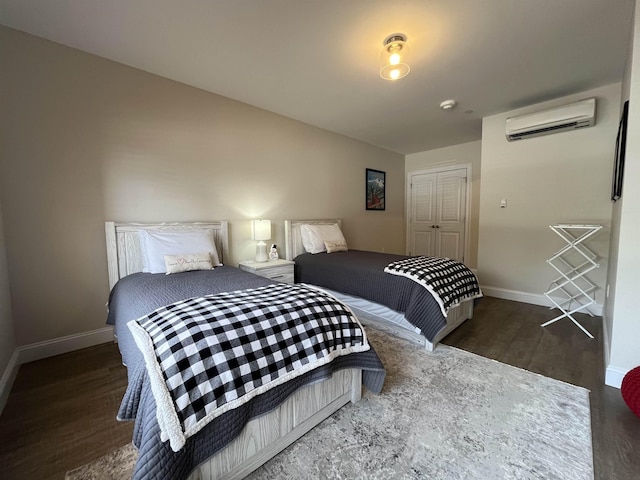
<box><xmin>255</xmin><ymin>241</ymin><xmax>268</xmax><ymax>262</ymax></box>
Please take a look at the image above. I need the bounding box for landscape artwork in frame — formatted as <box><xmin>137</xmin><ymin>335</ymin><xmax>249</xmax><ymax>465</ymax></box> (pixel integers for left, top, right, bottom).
<box><xmin>366</xmin><ymin>168</ymin><xmax>386</xmax><ymax>210</ymax></box>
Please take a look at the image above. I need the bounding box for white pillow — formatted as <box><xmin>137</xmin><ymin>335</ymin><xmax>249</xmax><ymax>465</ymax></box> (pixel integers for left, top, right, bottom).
<box><xmin>139</xmin><ymin>230</ymin><xmax>222</xmax><ymax>274</ymax></box>
<box><xmin>300</xmin><ymin>224</ymin><xmax>347</xmax><ymax>254</ymax></box>
<box><xmin>164</xmin><ymin>252</ymin><xmax>213</xmax><ymax>275</ymax></box>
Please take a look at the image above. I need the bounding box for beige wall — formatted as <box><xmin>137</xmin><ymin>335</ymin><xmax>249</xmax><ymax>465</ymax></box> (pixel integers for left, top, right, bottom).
<box><xmin>405</xmin><ymin>141</ymin><xmax>481</xmax><ymax>269</ymax></box>
<box><xmin>0</xmin><ymin>27</ymin><xmax>404</xmax><ymax>346</ymax></box>
<box><xmin>478</xmin><ymin>84</ymin><xmax>621</xmax><ymax>306</ymax></box>
<box><xmin>605</xmin><ymin>1</ymin><xmax>640</xmax><ymax>386</ymax></box>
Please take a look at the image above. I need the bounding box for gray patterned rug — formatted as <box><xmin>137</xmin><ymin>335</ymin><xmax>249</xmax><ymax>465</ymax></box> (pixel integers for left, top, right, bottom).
<box><xmin>66</xmin><ymin>329</ymin><xmax>593</xmax><ymax>480</ymax></box>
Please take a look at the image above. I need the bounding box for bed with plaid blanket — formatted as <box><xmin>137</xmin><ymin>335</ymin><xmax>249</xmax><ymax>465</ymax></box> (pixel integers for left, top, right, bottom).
<box><xmin>295</xmin><ymin>250</ymin><xmax>474</xmax><ymax>342</ymax></box>
<box><xmin>384</xmin><ymin>256</ymin><xmax>482</xmax><ymax>317</ymax></box>
<box><xmin>128</xmin><ymin>282</ymin><xmax>369</xmax><ymax>452</ymax></box>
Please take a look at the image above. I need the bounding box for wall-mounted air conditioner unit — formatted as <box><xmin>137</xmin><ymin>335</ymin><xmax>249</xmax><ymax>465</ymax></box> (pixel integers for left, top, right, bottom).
<box><xmin>505</xmin><ymin>98</ymin><xmax>596</xmax><ymax>142</ymax></box>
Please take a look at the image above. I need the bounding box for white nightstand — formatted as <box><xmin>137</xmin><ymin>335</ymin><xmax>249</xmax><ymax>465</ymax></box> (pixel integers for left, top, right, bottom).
<box><xmin>238</xmin><ymin>259</ymin><xmax>295</xmax><ymax>284</ymax></box>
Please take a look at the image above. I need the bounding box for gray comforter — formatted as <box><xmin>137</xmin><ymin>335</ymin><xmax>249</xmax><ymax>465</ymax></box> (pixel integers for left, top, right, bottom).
<box><xmin>294</xmin><ymin>250</ymin><xmax>453</xmax><ymax>341</ymax></box>
<box><xmin>107</xmin><ymin>267</ymin><xmax>385</xmax><ymax>480</ymax></box>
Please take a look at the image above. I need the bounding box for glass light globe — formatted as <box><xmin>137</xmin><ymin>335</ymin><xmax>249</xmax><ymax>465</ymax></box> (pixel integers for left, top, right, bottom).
<box><xmin>380</xmin><ymin>35</ymin><xmax>410</xmax><ymax>80</ymax></box>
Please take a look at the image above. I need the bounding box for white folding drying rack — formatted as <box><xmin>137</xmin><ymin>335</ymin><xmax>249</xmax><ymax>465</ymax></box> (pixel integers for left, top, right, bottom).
<box><xmin>542</xmin><ymin>224</ymin><xmax>602</xmax><ymax>338</ymax></box>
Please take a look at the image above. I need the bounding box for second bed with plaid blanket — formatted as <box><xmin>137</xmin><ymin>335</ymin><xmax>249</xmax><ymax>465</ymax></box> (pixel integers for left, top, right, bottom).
<box><xmin>128</xmin><ymin>282</ymin><xmax>370</xmax><ymax>452</ymax></box>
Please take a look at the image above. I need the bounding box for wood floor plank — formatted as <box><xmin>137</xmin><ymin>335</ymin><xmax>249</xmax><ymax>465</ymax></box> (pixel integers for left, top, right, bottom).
<box><xmin>0</xmin><ymin>342</ymin><xmax>133</xmax><ymax>480</ymax></box>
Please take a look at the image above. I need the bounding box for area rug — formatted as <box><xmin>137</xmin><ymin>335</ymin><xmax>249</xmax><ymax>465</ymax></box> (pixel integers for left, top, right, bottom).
<box><xmin>65</xmin><ymin>442</ymin><xmax>136</xmax><ymax>480</ymax></box>
<box><xmin>66</xmin><ymin>329</ymin><xmax>594</xmax><ymax>479</ymax></box>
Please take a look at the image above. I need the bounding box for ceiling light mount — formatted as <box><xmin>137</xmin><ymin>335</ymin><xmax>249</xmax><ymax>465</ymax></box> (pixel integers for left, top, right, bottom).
<box><xmin>383</xmin><ymin>33</ymin><xmax>406</xmax><ymax>46</ymax></box>
<box><xmin>440</xmin><ymin>99</ymin><xmax>457</xmax><ymax>110</ymax></box>
<box><xmin>380</xmin><ymin>33</ymin><xmax>410</xmax><ymax>81</ymax></box>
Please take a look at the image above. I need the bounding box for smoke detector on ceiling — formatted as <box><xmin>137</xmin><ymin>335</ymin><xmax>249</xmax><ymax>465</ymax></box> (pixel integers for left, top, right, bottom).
<box><xmin>440</xmin><ymin>99</ymin><xmax>457</xmax><ymax>110</ymax></box>
<box><xmin>440</xmin><ymin>100</ymin><xmax>456</xmax><ymax>110</ymax></box>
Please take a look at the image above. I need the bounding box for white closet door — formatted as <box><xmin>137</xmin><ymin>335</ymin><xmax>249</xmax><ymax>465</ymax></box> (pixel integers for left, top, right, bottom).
<box><xmin>409</xmin><ymin>172</ymin><xmax>437</xmax><ymax>256</ymax></box>
<box><xmin>435</xmin><ymin>169</ymin><xmax>467</xmax><ymax>262</ymax></box>
<box><xmin>407</xmin><ymin>167</ymin><xmax>468</xmax><ymax>262</ymax></box>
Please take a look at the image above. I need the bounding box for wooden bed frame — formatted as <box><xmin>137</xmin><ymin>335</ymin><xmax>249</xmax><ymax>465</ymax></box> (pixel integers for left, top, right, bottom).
<box><xmin>105</xmin><ymin>221</ymin><xmax>362</xmax><ymax>480</ymax></box>
<box><xmin>284</xmin><ymin>219</ymin><xmax>474</xmax><ymax>352</ymax></box>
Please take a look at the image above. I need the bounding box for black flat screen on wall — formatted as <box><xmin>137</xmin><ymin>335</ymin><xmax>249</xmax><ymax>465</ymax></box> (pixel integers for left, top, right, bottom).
<box><xmin>612</xmin><ymin>100</ymin><xmax>629</xmax><ymax>202</ymax></box>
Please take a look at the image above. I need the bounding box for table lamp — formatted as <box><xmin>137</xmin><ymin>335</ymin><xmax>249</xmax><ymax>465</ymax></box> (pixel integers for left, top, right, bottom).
<box><xmin>251</xmin><ymin>219</ymin><xmax>271</xmax><ymax>262</ymax></box>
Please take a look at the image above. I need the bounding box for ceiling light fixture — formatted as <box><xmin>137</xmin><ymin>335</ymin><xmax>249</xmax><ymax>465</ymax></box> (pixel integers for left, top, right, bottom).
<box><xmin>380</xmin><ymin>33</ymin><xmax>410</xmax><ymax>81</ymax></box>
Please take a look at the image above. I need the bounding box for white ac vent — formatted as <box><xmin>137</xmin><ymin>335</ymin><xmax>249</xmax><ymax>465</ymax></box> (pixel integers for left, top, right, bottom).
<box><xmin>505</xmin><ymin>98</ymin><xmax>596</xmax><ymax>141</ymax></box>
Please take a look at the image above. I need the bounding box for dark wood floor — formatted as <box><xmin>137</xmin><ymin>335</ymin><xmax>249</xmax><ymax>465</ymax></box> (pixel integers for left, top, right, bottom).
<box><xmin>0</xmin><ymin>297</ymin><xmax>638</xmax><ymax>479</ymax></box>
<box><xmin>0</xmin><ymin>342</ymin><xmax>133</xmax><ymax>480</ymax></box>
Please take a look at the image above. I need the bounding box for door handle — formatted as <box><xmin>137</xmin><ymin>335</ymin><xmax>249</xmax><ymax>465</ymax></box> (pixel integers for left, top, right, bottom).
<box><xmin>431</xmin><ymin>225</ymin><xmax>436</xmax><ymax>228</ymax></box>
<box><xmin>435</xmin><ymin>225</ymin><xmax>440</xmax><ymax>228</ymax></box>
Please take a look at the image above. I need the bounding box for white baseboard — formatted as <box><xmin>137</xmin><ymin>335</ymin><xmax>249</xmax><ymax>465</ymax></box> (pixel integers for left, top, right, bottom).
<box><xmin>0</xmin><ymin>349</ymin><xmax>20</xmax><ymax>414</ymax></box>
<box><xmin>605</xmin><ymin>365</ymin><xmax>628</xmax><ymax>389</ymax></box>
<box><xmin>480</xmin><ymin>285</ymin><xmax>603</xmax><ymax>316</ymax></box>
<box><xmin>17</xmin><ymin>326</ymin><xmax>114</xmax><ymax>364</ymax></box>
<box><xmin>602</xmin><ymin>311</ymin><xmax>629</xmax><ymax>390</ymax></box>
<box><xmin>0</xmin><ymin>326</ymin><xmax>114</xmax><ymax>414</ymax></box>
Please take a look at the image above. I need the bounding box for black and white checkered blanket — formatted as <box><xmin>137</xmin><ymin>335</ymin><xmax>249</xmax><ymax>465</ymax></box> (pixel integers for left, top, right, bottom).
<box><xmin>384</xmin><ymin>256</ymin><xmax>482</xmax><ymax>317</ymax></box>
<box><xmin>127</xmin><ymin>283</ymin><xmax>369</xmax><ymax>452</ymax></box>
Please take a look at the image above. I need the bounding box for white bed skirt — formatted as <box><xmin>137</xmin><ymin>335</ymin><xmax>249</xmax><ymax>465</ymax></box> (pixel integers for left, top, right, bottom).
<box><xmin>315</xmin><ymin>286</ymin><xmax>473</xmax><ymax>351</ymax></box>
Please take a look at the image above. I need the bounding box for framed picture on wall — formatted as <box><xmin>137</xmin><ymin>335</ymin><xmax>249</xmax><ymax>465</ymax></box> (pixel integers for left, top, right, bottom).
<box><xmin>612</xmin><ymin>100</ymin><xmax>629</xmax><ymax>202</ymax></box>
<box><xmin>366</xmin><ymin>168</ymin><xmax>386</xmax><ymax>210</ymax></box>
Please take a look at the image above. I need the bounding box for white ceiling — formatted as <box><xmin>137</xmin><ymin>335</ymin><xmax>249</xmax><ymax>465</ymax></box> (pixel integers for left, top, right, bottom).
<box><xmin>0</xmin><ymin>0</ymin><xmax>634</xmax><ymax>154</ymax></box>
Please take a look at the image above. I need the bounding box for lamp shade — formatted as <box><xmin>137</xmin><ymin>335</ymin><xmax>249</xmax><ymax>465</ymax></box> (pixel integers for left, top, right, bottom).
<box><xmin>251</xmin><ymin>219</ymin><xmax>271</xmax><ymax>241</ymax></box>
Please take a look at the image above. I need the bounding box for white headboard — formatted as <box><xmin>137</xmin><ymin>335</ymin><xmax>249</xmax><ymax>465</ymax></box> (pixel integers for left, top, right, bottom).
<box><xmin>284</xmin><ymin>219</ymin><xmax>342</xmax><ymax>260</ymax></box>
<box><xmin>105</xmin><ymin>221</ymin><xmax>229</xmax><ymax>289</ymax></box>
